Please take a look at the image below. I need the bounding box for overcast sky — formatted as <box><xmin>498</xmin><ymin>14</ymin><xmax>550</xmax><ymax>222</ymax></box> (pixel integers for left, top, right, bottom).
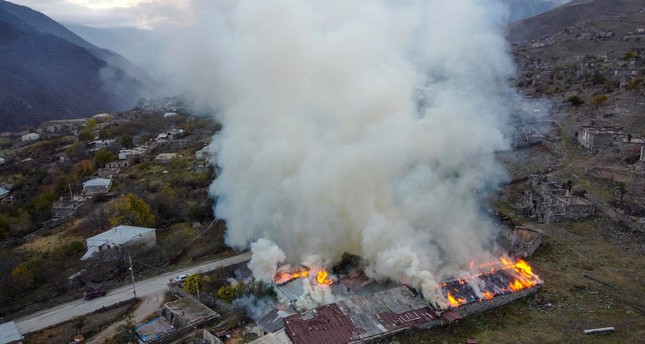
<box><xmin>8</xmin><ymin>0</ymin><xmax>197</xmax><ymax>29</ymax></box>
<box><xmin>9</xmin><ymin>0</ymin><xmax>573</xmax><ymax>30</ymax></box>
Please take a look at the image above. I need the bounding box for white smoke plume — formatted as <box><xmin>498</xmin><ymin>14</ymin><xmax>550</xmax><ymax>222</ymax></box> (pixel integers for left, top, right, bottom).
<box><xmin>165</xmin><ymin>0</ymin><xmax>517</xmax><ymax>306</ymax></box>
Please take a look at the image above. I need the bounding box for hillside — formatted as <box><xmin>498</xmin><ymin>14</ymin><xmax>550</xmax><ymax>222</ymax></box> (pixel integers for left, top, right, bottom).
<box><xmin>0</xmin><ymin>1</ymin><xmax>155</xmax><ymax>132</ymax></box>
<box><xmin>509</xmin><ymin>0</ymin><xmax>645</xmax><ymax>42</ymax></box>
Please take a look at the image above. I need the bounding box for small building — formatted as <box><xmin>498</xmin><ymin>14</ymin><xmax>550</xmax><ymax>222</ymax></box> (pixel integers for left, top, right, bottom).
<box><xmin>155</xmin><ymin>153</ymin><xmax>178</xmax><ymax>164</ymax></box>
<box><xmin>161</xmin><ymin>297</ymin><xmax>220</xmax><ymax>329</ymax></box>
<box><xmin>51</xmin><ymin>197</ymin><xmax>86</xmax><ymax>219</ymax></box>
<box><xmin>82</xmin><ymin>178</ymin><xmax>112</xmax><ymax>195</ymax></box>
<box><xmin>577</xmin><ymin>126</ymin><xmax>626</xmax><ymax>152</ymax></box>
<box><xmin>118</xmin><ymin>146</ymin><xmax>148</xmax><ymax>160</ymax></box>
<box><xmin>89</xmin><ymin>139</ymin><xmax>116</xmax><ymax>150</ymax></box>
<box><xmin>522</xmin><ymin>175</ymin><xmax>595</xmax><ymax>223</ymax></box>
<box><xmin>106</xmin><ymin>160</ymin><xmax>130</xmax><ymax>169</ymax></box>
<box><xmin>163</xmin><ymin>112</ymin><xmax>178</xmax><ymax>118</ymax></box>
<box><xmin>509</xmin><ymin>226</ymin><xmax>543</xmax><ymax>258</ymax></box>
<box><xmin>81</xmin><ymin>225</ymin><xmax>156</xmax><ymax>260</ymax></box>
<box><xmin>0</xmin><ymin>321</ymin><xmax>23</xmax><ymax>344</ymax></box>
<box><xmin>21</xmin><ymin>133</ymin><xmax>40</xmax><ymax>142</ymax></box>
<box><xmin>0</xmin><ymin>157</ymin><xmax>5</xmax><ymax>165</ymax></box>
<box><xmin>156</xmin><ymin>129</ymin><xmax>185</xmax><ymax>142</ymax></box>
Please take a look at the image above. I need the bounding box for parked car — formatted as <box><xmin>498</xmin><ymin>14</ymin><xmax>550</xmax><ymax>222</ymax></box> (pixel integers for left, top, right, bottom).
<box><xmin>84</xmin><ymin>288</ymin><xmax>107</xmax><ymax>300</ymax></box>
<box><xmin>174</xmin><ymin>274</ymin><xmax>187</xmax><ymax>283</ymax></box>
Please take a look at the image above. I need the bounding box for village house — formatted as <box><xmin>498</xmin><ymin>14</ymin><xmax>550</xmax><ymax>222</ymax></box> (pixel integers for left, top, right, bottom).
<box><xmin>163</xmin><ymin>112</ymin><xmax>178</xmax><ymax>118</ymax></box>
<box><xmin>97</xmin><ymin>168</ymin><xmax>120</xmax><ymax>179</ymax></box>
<box><xmin>81</xmin><ymin>225</ymin><xmax>157</xmax><ymax>260</ymax></box>
<box><xmin>118</xmin><ymin>146</ymin><xmax>148</xmax><ymax>160</ymax></box>
<box><xmin>156</xmin><ymin>129</ymin><xmax>185</xmax><ymax>142</ymax></box>
<box><xmin>106</xmin><ymin>160</ymin><xmax>130</xmax><ymax>169</ymax></box>
<box><xmin>619</xmin><ymin>136</ymin><xmax>645</xmax><ymax>157</ymax></box>
<box><xmin>89</xmin><ymin>139</ymin><xmax>116</xmax><ymax>151</ymax></box>
<box><xmin>577</xmin><ymin>126</ymin><xmax>627</xmax><ymax>152</ymax></box>
<box><xmin>51</xmin><ymin>196</ymin><xmax>88</xmax><ymax>219</ymax></box>
<box><xmin>522</xmin><ymin>175</ymin><xmax>595</xmax><ymax>223</ymax></box>
<box><xmin>0</xmin><ymin>157</ymin><xmax>5</xmax><ymax>165</ymax></box>
<box><xmin>155</xmin><ymin>153</ymin><xmax>178</xmax><ymax>164</ymax></box>
<box><xmin>21</xmin><ymin>133</ymin><xmax>40</xmax><ymax>142</ymax></box>
<box><xmin>82</xmin><ymin>178</ymin><xmax>112</xmax><ymax>196</ymax></box>
<box><xmin>135</xmin><ymin>298</ymin><xmax>220</xmax><ymax>343</ymax></box>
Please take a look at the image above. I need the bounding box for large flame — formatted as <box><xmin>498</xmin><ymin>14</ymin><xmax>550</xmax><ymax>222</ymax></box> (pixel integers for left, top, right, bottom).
<box><xmin>442</xmin><ymin>257</ymin><xmax>541</xmax><ymax>308</ymax></box>
<box><xmin>274</xmin><ymin>266</ymin><xmax>310</xmax><ymax>285</ymax></box>
<box><xmin>316</xmin><ymin>270</ymin><xmax>333</xmax><ymax>286</ymax></box>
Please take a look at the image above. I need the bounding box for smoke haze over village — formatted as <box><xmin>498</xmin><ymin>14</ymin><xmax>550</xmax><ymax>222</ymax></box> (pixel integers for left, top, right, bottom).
<box><xmin>152</xmin><ymin>0</ymin><xmax>521</xmax><ymax>305</ymax></box>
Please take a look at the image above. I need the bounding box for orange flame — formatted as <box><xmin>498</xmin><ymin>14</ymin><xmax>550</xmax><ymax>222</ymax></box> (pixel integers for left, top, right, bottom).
<box><xmin>447</xmin><ymin>292</ymin><xmax>466</xmax><ymax>307</ymax></box>
<box><xmin>316</xmin><ymin>270</ymin><xmax>333</xmax><ymax>286</ymax></box>
<box><xmin>274</xmin><ymin>267</ymin><xmax>310</xmax><ymax>284</ymax></box>
<box><xmin>442</xmin><ymin>257</ymin><xmax>541</xmax><ymax>308</ymax></box>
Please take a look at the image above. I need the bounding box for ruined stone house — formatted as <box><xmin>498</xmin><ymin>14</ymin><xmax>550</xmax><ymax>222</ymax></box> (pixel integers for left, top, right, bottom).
<box><xmin>522</xmin><ymin>175</ymin><xmax>595</xmax><ymax>223</ymax></box>
<box><xmin>577</xmin><ymin>126</ymin><xmax>627</xmax><ymax>152</ymax></box>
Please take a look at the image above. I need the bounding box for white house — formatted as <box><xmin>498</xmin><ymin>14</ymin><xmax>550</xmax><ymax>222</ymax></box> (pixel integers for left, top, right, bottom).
<box><xmin>82</xmin><ymin>178</ymin><xmax>112</xmax><ymax>195</ymax></box>
<box><xmin>21</xmin><ymin>133</ymin><xmax>40</xmax><ymax>142</ymax></box>
<box><xmin>0</xmin><ymin>157</ymin><xmax>5</xmax><ymax>165</ymax></box>
<box><xmin>163</xmin><ymin>112</ymin><xmax>177</xmax><ymax>118</ymax></box>
<box><xmin>81</xmin><ymin>225</ymin><xmax>157</xmax><ymax>260</ymax></box>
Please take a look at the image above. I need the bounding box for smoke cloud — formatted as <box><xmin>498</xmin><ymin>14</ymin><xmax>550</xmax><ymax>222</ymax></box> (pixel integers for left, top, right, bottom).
<box><xmin>166</xmin><ymin>0</ymin><xmax>517</xmax><ymax>306</ymax></box>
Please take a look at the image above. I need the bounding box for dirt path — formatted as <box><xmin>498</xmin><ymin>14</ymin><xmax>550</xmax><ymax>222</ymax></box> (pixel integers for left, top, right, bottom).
<box><xmin>86</xmin><ymin>291</ymin><xmax>166</xmax><ymax>344</ymax></box>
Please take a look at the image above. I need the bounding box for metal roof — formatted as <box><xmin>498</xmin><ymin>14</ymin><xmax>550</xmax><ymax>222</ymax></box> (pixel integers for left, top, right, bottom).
<box><xmin>284</xmin><ymin>304</ymin><xmax>356</xmax><ymax>344</ymax></box>
<box><xmin>83</xmin><ymin>178</ymin><xmax>112</xmax><ymax>187</ymax></box>
<box><xmin>0</xmin><ymin>321</ymin><xmax>23</xmax><ymax>344</ymax></box>
<box><xmin>82</xmin><ymin>225</ymin><xmax>156</xmax><ymax>260</ymax></box>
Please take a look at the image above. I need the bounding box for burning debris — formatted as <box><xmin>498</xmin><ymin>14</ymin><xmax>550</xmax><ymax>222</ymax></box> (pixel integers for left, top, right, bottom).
<box><xmin>273</xmin><ymin>265</ymin><xmax>334</xmax><ymax>287</ymax></box>
<box><xmin>440</xmin><ymin>258</ymin><xmax>542</xmax><ymax>309</ymax></box>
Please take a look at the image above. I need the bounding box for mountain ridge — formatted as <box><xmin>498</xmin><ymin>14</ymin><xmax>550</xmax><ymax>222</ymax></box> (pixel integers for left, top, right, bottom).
<box><xmin>0</xmin><ymin>0</ymin><xmax>156</xmax><ymax>132</ymax></box>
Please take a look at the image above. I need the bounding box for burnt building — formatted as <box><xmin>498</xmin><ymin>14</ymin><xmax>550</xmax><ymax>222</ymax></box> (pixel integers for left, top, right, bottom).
<box><xmin>522</xmin><ymin>175</ymin><xmax>595</xmax><ymax>223</ymax></box>
<box><xmin>577</xmin><ymin>126</ymin><xmax>626</xmax><ymax>152</ymax></box>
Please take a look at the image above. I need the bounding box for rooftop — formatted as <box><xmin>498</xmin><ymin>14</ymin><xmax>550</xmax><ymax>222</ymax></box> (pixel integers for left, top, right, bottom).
<box><xmin>83</xmin><ymin>178</ymin><xmax>112</xmax><ymax>187</ymax></box>
<box><xmin>164</xmin><ymin>297</ymin><xmax>219</xmax><ymax>324</ymax></box>
<box><xmin>0</xmin><ymin>321</ymin><xmax>23</xmax><ymax>344</ymax></box>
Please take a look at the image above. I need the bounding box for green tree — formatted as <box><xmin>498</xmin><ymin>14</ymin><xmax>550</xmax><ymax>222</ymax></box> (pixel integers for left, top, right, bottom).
<box><xmin>72</xmin><ymin>160</ymin><xmax>95</xmax><ymax>184</ymax></box>
<box><xmin>72</xmin><ymin>316</ymin><xmax>87</xmax><ymax>334</ymax></box>
<box><xmin>94</xmin><ymin>149</ymin><xmax>117</xmax><ymax>168</ymax></box>
<box><xmin>65</xmin><ymin>141</ymin><xmax>87</xmax><ymax>159</ymax></box>
<box><xmin>86</xmin><ymin>118</ymin><xmax>98</xmax><ymax>131</ymax></box>
<box><xmin>98</xmin><ymin>128</ymin><xmax>113</xmax><ymax>140</ymax></box>
<box><xmin>216</xmin><ymin>282</ymin><xmax>244</xmax><ymax>303</ymax></box>
<box><xmin>183</xmin><ymin>273</ymin><xmax>206</xmax><ymax>295</ymax></box>
<box><xmin>28</xmin><ymin>191</ymin><xmax>56</xmax><ymax>222</ymax></box>
<box><xmin>78</xmin><ymin>129</ymin><xmax>94</xmax><ymax>142</ymax></box>
<box><xmin>119</xmin><ymin>135</ymin><xmax>134</xmax><ymax>149</ymax></box>
<box><xmin>111</xmin><ymin>193</ymin><xmax>155</xmax><ymax>227</ymax></box>
<box><xmin>111</xmin><ymin>315</ymin><xmax>138</xmax><ymax>344</ymax></box>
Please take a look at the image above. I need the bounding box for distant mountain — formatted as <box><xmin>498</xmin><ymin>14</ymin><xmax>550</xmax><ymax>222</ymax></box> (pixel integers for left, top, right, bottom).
<box><xmin>0</xmin><ymin>0</ymin><xmax>156</xmax><ymax>132</ymax></box>
<box><xmin>503</xmin><ymin>0</ymin><xmax>568</xmax><ymax>22</ymax></box>
<box><xmin>64</xmin><ymin>24</ymin><xmax>158</xmax><ymax>71</ymax></box>
<box><xmin>508</xmin><ymin>0</ymin><xmax>645</xmax><ymax>42</ymax></box>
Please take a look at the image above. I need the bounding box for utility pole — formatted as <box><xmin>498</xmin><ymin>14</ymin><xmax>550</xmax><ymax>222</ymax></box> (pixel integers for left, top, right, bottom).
<box><xmin>128</xmin><ymin>254</ymin><xmax>137</xmax><ymax>299</ymax></box>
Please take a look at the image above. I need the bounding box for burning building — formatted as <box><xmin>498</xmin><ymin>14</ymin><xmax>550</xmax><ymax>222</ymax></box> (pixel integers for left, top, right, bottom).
<box><xmin>249</xmin><ymin>257</ymin><xmax>542</xmax><ymax>344</ymax></box>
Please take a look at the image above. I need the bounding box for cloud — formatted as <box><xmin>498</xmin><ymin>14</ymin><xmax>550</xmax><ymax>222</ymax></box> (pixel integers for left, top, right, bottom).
<box><xmin>9</xmin><ymin>0</ymin><xmax>192</xmax><ymax>29</ymax></box>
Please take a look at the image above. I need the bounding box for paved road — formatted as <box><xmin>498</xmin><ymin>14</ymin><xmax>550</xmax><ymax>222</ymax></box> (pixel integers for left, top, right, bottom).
<box><xmin>15</xmin><ymin>252</ymin><xmax>251</xmax><ymax>334</ymax></box>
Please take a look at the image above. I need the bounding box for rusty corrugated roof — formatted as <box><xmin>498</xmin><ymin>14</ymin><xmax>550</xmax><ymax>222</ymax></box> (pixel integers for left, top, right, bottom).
<box><xmin>284</xmin><ymin>304</ymin><xmax>356</xmax><ymax>344</ymax></box>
